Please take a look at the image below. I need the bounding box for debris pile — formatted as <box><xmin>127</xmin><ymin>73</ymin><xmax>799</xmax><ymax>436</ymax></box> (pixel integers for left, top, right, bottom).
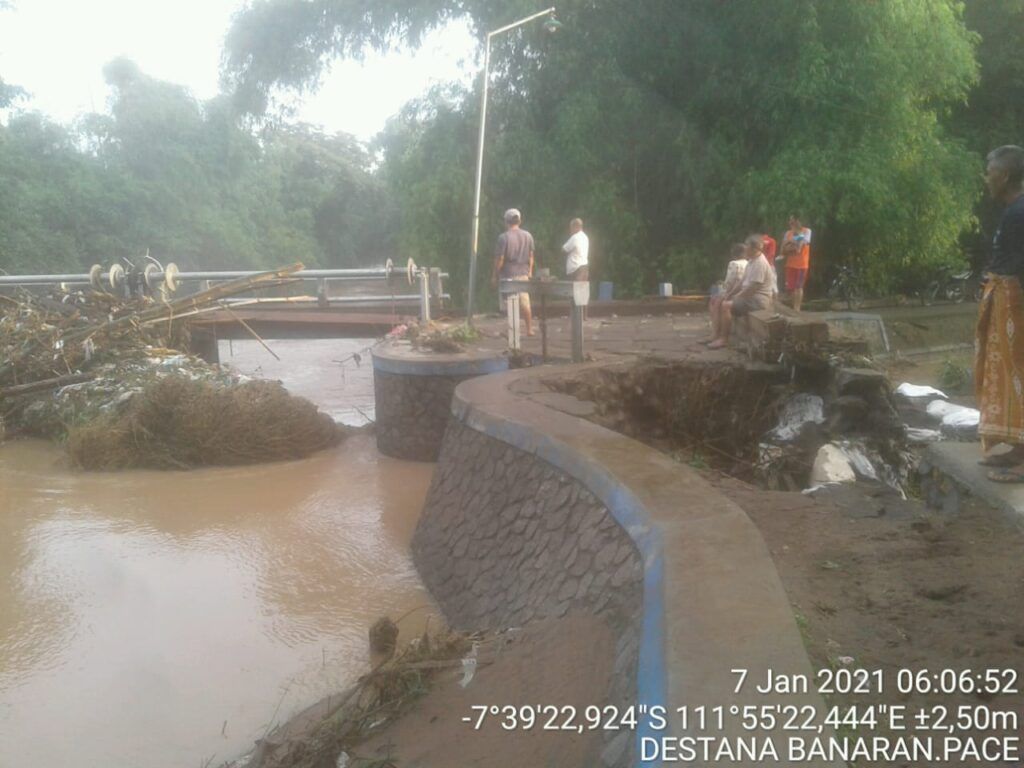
<box><xmin>66</xmin><ymin>375</ymin><xmax>339</xmax><ymax>470</ymax></box>
<box><xmin>2</xmin><ymin>264</ymin><xmax>343</xmax><ymax>468</ymax></box>
<box><xmin>386</xmin><ymin>321</ymin><xmax>481</xmax><ymax>353</ymax></box>
<box><xmin>229</xmin><ymin>623</ymin><xmax>492</xmax><ymax>768</ymax></box>
<box><xmin>550</xmin><ymin>357</ymin><xmax>916</xmax><ymax>493</ymax></box>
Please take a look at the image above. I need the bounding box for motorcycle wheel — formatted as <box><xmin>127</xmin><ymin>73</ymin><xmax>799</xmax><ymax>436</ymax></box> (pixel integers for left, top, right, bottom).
<box><xmin>844</xmin><ymin>286</ymin><xmax>863</xmax><ymax>310</ymax></box>
<box><xmin>945</xmin><ymin>282</ymin><xmax>966</xmax><ymax>303</ymax></box>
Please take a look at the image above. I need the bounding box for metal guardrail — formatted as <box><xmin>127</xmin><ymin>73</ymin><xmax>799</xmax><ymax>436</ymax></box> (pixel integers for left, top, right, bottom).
<box><xmin>1</xmin><ymin>259</ymin><xmax>449</xmax><ymax>323</ymax></box>
<box><xmin>499</xmin><ymin>277</ymin><xmax>590</xmax><ymax>362</ymax></box>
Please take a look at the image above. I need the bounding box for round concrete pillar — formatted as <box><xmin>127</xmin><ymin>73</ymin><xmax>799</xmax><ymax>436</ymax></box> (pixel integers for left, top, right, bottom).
<box><xmin>371</xmin><ymin>342</ymin><xmax>508</xmax><ymax>461</ymax></box>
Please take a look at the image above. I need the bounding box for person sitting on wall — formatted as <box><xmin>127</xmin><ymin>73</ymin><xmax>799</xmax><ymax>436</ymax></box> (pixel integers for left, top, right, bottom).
<box><xmin>707</xmin><ymin>234</ymin><xmax>774</xmax><ymax>349</ymax></box>
<box><xmin>703</xmin><ymin>243</ymin><xmax>748</xmax><ymax>344</ymax></box>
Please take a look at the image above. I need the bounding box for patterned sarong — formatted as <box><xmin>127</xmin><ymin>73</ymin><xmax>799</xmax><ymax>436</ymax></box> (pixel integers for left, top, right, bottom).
<box><xmin>975</xmin><ymin>274</ymin><xmax>1024</xmax><ymax>450</ymax></box>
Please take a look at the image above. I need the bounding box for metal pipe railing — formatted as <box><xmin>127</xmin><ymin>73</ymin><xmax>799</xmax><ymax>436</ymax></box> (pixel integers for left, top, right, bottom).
<box><xmin>1</xmin><ymin>259</ymin><xmax>450</xmax><ymax>324</ymax></box>
<box><xmin>0</xmin><ymin>265</ymin><xmax>448</xmax><ymax>285</ymax></box>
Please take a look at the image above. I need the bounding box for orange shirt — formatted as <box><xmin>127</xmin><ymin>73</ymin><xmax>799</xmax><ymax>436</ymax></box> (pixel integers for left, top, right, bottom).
<box><xmin>783</xmin><ymin>227</ymin><xmax>812</xmax><ymax>270</ymax></box>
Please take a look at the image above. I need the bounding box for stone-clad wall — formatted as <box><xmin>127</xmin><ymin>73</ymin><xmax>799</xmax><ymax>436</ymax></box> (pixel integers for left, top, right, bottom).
<box><xmin>412</xmin><ymin>419</ymin><xmax>643</xmax><ymax>768</ymax></box>
<box><xmin>373</xmin><ymin>369</ymin><xmax>471</xmax><ymax>461</ymax></box>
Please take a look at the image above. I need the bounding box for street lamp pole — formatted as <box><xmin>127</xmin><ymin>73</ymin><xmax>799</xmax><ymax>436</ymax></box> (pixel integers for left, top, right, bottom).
<box><xmin>466</xmin><ymin>6</ymin><xmax>558</xmax><ymax>325</ymax></box>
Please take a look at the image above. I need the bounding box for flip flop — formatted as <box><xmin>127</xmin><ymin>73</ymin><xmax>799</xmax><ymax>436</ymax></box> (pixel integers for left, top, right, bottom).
<box><xmin>978</xmin><ymin>453</ymin><xmax>1021</xmax><ymax>467</ymax></box>
<box><xmin>987</xmin><ymin>468</ymin><xmax>1024</xmax><ymax>483</ymax></box>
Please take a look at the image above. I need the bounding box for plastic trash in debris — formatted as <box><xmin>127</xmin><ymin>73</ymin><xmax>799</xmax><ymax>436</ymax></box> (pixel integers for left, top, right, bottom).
<box><xmin>802</xmin><ymin>483</ymin><xmax>839</xmax><ymax>495</ymax></box>
<box><xmin>905</xmin><ymin>427</ymin><xmax>942</xmax><ymax>443</ymax></box>
<box><xmin>895</xmin><ymin>382</ymin><xmax>948</xmax><ymax>399</ymax></box>
<box><xmin>769</xmin><ymin>393</ymin><xmax>825</xmax><ymax>442</ymax></box>
<box><xmin>836</xmin><ymin>440</ymin><xmax>878</xmax><ymax>481</ymax></box>
<box><xmin>837</xmin><ymin>656</ymin><xmax>855</xmax><ymax>666</ymax></box>
<box><xmin>459</xmin><ymin>643</ymin><xmax>478</xmax><ymax>688</ymax></box>
<box><xmin>336</xmin><ymin>753</ymin><xmax>350</xmax><ymax>768</ymax></box>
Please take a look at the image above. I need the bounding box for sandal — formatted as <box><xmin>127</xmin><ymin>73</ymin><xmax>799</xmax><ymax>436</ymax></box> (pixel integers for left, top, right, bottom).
<box><xmin>987</xmin><ymin>468</ymin><xmax>1024</xmax><ymax>483</ymax></box>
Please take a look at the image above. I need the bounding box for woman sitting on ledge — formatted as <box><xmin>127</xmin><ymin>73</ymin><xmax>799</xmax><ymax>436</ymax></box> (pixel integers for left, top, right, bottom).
<box><xmin>707</xmin><ymin>234</ymin><xmax>774</xmax><ymax>350</ymax></box>
<box><xmin>706</xmin><ymin>242</ymin><xmax>747</xmax><ymax>343</ymax></box>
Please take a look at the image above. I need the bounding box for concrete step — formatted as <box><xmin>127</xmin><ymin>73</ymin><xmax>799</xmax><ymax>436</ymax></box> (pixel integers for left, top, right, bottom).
<box><xmin>921</xmin><ymin>442</ymin><xmax>1024</xmax><ymax>522</ymax></box>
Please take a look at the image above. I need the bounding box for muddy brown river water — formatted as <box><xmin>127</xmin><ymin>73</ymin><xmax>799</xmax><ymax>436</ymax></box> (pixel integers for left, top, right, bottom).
<box><xmin>0</xmin><ymin>339</ymin><xmax>436</xmax><ymax>768</ymax></box>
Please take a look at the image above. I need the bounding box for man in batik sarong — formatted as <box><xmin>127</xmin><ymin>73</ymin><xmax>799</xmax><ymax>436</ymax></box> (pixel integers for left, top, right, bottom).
<box><xmin>976</xmin><ymin>145</ymin><xmax>1024</xmax><ymax>482</ymax></box>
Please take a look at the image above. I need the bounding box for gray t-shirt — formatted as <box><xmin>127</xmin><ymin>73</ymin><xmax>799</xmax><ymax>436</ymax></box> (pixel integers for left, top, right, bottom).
<box><xmin>495</xmin><ymin>228</ymin><xmax>534</xmax><ymax>278</ymax></box>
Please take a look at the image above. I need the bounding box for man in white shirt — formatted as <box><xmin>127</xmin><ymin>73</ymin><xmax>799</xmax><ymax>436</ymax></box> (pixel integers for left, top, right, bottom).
<box><xmin>563</xmin><ymin>218</ymin><xmax>589</xmax><ymax>281</ymax></box>
<box><xmin>708</xmin><ymin>234</ymin><xmax>774</xmax><ymax>349</ymax></box>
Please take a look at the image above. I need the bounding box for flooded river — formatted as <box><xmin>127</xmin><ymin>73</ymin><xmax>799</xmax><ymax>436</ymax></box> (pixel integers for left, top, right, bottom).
<box><xmin>0</xmin><ymin>339</ymin><xmax>436</xmax><ymax>767</ymax></box>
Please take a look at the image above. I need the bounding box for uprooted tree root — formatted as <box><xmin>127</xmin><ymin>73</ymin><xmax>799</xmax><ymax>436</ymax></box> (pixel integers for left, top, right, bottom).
<box><xmin>238</xmin><ymin>627</ymin><xmax>483</xmax><ymax>768</ymax></box>
<box><xmin>67</xmin><ymin>375</ymin><xmax>341</xmax><ymax>470</ymax></box>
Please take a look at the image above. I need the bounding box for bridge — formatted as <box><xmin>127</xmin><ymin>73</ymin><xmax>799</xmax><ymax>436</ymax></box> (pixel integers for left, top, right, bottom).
<box><xmin>0</xmin><ymin>260</ymin><xmax>453</xmax><ymax>361</ymax></box>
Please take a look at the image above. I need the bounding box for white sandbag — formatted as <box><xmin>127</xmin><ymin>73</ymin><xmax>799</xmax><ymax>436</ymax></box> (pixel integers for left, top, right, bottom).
<box><xmin>942</xmin><ymin>408</ymin><xmax>980</xmax><ymax>427</ymax></box>
<box><xmin>926</xmin><ymin>399</ymin><xmax>968</xmax><ymax>420</ymax></box>
<box><xmin>809</xmin><ymin>444</ymin><xmax>856</xmax><ymax>486</ymax></box>
<box><xmin>896</xmin><ymin>383</ymin><xmax>948</xmax><ymax>399</ymax></box>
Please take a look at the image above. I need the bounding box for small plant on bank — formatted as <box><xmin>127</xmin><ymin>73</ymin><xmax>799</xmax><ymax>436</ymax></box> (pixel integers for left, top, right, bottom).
<box><xmin>939</xmin><ymin>358</ymin><xmax>971</xmax><ymax>392</ymax></box>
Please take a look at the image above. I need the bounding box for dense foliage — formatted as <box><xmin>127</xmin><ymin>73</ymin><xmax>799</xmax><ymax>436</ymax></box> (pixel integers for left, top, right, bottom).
<box><xmin>223</xmin><ymin>0</ymin><xmax>1002</xmax><ymax>299</ymax></box>
<box><xmin>0</xmin><ymin>58</ymin><xmax>391</xmax><ymax>274</ymax></box>
<box><xmin>4</xmin><ymin>0</ymin><xmax>1024</xmax><ymax>301</ymax></box>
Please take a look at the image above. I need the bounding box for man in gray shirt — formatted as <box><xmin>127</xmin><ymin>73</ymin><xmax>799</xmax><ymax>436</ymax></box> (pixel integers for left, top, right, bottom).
<box><xmin>491</xmin><ymin>208</ymin><xmax>535</xmax><ymax>335</ymax></box>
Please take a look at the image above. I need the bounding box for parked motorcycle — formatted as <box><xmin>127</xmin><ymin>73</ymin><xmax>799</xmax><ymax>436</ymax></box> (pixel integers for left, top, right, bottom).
<box><xmin>923</xmin><ymin>264</ymin><xmax>973</xmax><ymax>304</ymax></box>
<box><xmin>826</xmin><ymin>265</ymin><xmax>863</xmax><ymax>310</ymax></box>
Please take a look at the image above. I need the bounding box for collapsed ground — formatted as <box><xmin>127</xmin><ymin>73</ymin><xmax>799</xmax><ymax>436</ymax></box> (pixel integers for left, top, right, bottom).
<box><xmin>550</xmin><ymin>356</ymin><xmax>1023</xmax><ymax>766</ymax></box>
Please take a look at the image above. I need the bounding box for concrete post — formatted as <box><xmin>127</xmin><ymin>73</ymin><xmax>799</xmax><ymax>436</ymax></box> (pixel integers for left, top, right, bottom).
<box><xmin>419</xmin><ymin>270</ymin><xmax>431</xmax><ymax>324</ymax></box>
<box><xmin>571</xmin><ymin>280</ymin><xmax>590</xmax><ymax>363</ymax></box>
<box><xmin>507</xmin><ymin>293</ymin><xmax>521</xmax><ymax>350</ymax></box>
<box><xmin>189</xmin><ymin>326</ymin><xmax>220</xmax><ymax>364</ymax></box>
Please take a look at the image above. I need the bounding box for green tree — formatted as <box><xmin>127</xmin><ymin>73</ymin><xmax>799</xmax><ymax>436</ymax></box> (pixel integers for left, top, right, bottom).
<box><xmin>1</xmin><ymin>57</ymin><xmax>390</xmax><ymax>275</ymax></box>
<box><xmin>225</xmin><ymin>0</ymin><xmax>983</xmax><ymax>300</ymax></box>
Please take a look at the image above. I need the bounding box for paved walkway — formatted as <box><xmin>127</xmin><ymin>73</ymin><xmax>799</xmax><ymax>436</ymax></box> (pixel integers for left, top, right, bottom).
<box><xmin>469</xmin><ymin>309</ymin><xmax>742</xmax><ymax>363</ymax></box>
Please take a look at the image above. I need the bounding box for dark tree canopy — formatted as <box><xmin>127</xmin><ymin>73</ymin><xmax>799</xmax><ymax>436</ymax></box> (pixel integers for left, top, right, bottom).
<box><xmin>3</xmin><ymin>1</ymin><xmax>1022</xmax><ymax>300</ymax></box>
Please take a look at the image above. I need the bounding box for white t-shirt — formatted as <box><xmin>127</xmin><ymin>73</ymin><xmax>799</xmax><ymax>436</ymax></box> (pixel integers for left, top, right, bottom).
<box><xmin>563</xmin><ymin>230</ymin><xmax>589</xmax><ymax>274</ymax></box>
<box><xmin>723</xmin><ymin>259</ymin><xmax>747</xmax><ymax>293</ymax></box>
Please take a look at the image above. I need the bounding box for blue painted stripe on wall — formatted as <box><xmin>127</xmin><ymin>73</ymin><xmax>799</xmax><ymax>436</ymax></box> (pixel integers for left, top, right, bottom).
<box><xmin>456</xmin><ymin>400</ymin><xmax>667</xmax><ymax>768</ymax></box>
<box><xmin>371</xmin><ymin>352</ymin><xmax>509</xmax><ymax>377</ymax></box>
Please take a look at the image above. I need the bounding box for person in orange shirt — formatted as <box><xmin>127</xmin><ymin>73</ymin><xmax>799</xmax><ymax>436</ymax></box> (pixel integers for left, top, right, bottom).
<box><xmin>781</xmin><ymin>214</ymin><xmax>812</xmax><ymax>311</ymax></box>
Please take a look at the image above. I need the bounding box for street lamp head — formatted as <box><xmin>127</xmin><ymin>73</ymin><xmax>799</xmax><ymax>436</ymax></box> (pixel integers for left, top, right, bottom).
<box><xmin>543</xmin><ymin>13</ymin><xmax>563</xmax><ymax>33</ymax></box>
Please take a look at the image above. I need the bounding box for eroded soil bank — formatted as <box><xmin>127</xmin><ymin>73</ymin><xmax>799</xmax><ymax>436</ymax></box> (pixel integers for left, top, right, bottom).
<box><xmin>548</xmin><ymin>356</ymin><xmax>1024</xmax><ymax>766</ymax></box>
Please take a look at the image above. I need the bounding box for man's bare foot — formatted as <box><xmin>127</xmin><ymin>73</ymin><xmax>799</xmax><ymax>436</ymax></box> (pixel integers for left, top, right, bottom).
<box><xmin>707</xmin><ymin>339</ymin><xmax>727</xmax><ymax>349</ymax></box>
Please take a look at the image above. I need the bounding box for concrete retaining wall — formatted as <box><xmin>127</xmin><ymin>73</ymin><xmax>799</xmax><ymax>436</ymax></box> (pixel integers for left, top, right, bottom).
<box><xmin>371</xmin><ymin>343</ymin><xmax>508</xmax><ymax>461</ymax></box>
<box><xmin>411</xmin><ymin>360</ymin><xmax>842</xmax><ymax>768</ymax></box>
<box><xmin>413</xmin><ymin>419</ymin><xmax>642</xmax><ymax>766</ymax></box>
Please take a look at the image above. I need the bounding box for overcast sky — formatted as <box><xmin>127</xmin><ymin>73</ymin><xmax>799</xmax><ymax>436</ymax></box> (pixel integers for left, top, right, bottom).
<box><xmin>0</xmin><ymin>0</ymin><xmax>477</xmax><ymax>140</ymax></box>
